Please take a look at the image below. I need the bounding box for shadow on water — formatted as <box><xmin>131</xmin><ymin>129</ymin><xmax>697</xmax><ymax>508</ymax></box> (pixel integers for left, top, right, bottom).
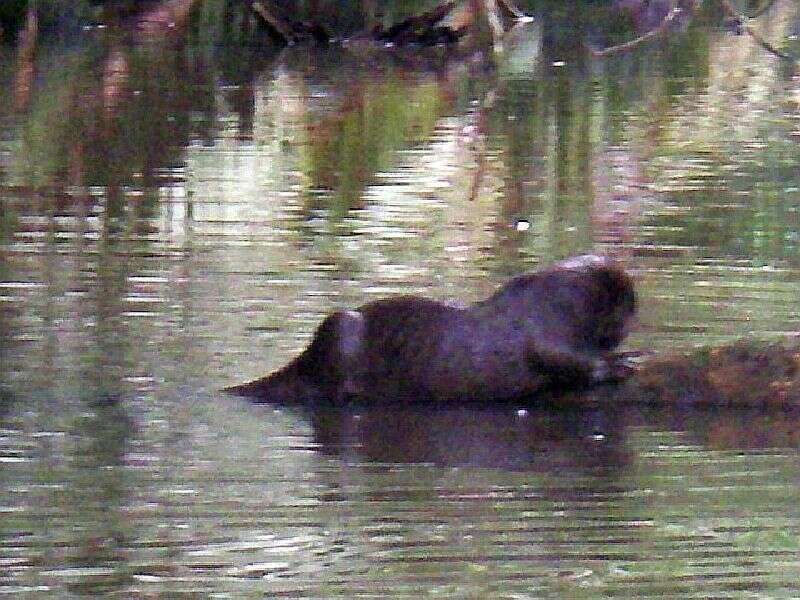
<box><xmin>252</xmin><ymin>382</ymin><xmax>800</xmax><ymax>472</ymax></box>
<box><xmin>308</xmin><ymin>403</ymin><xmax>633</xmax><ymax>473</ymax></box>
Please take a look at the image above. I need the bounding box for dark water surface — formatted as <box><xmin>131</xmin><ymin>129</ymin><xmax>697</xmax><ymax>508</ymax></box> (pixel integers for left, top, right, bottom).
<box><xmin>2</xmin><ymin>2</ymin><xmax>800</xmax><ymax>597</ymax></box>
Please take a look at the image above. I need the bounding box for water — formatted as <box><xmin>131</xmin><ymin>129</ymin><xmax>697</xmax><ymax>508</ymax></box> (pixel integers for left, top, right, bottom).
<box><xmin>2</xmin><ymin>2</ymin><xmax>800</xmax><ymax>597</ymax></box>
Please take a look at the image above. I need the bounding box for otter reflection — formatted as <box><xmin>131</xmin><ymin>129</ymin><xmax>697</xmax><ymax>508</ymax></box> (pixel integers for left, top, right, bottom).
<box><xmin>292</xmin><ymin>401</ymin><xmax>800</xmax><ymax>472</ymax></box>
<box><xmin>307</xmin><ymin>403</ymin><xmax>633</xmax><ymax>472</ymax></box>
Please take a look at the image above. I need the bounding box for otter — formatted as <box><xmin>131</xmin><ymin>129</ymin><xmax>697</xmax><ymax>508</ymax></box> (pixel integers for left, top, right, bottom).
<box><xmin>225</xmin><ymin>255</ymin><xmax>636</xmax><ymax>405</ymax></box>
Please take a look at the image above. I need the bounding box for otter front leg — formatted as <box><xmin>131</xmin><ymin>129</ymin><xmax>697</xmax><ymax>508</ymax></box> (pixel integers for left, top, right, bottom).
<box><xmin>526</xmin><ymin>338</ymin><xmax>615</xmax><ymax>386</ymax></box>
<box><xmin>602</xmin><ymin>351</ymin><xmax>646</xmax><ymax>382</ymax></box>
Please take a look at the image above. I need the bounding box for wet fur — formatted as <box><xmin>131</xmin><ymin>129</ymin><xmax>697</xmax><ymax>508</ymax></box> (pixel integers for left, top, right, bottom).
<box><xmin>225</xmin><ymin>255</ymin><xmax>636</xmax><ymax>405</ymax></box>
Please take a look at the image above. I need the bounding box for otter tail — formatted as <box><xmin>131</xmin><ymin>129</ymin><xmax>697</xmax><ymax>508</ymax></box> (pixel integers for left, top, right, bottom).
<box><xmin>223</xmin><ymin>359</ymin><xmax>319</xmax><ymax>405</ymax></box>
<box><xmin>223</xmin><ymin>376</ymin><xmax>275</xmax><ymax>398</ymax></box>
<box><xmin>225</xmin><ymin>310</ymin><xmax>364</xmax><ymax>405</ymax></box>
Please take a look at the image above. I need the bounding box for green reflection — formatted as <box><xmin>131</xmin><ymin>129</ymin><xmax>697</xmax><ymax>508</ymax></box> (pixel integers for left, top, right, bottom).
<box><xmin>13</xmin><ymin>42</ymin><xmax>207</xmax><ymax>210</ymax></box>
<box><xmin>305</xmin><ymin>76</ymin><xmax>443</xmax><ymax>211</ymax></box>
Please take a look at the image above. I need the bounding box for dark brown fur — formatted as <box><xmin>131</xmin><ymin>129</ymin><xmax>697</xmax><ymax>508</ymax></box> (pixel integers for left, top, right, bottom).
<box><xmin>225</xmin><ymin>255</ymin><xmax>636</xmax><ymax>405</ymax></box>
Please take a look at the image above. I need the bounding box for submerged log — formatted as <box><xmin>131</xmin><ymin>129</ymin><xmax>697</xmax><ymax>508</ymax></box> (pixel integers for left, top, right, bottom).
<box><xmin>560</xmin><ymin>337</ymin><xmax>800</xmax><ymax>409</ymax></box>
<box><xmin>623</xmin><ymin>337</ymin><xmax>800</xmax><ymax>407</ymax></box>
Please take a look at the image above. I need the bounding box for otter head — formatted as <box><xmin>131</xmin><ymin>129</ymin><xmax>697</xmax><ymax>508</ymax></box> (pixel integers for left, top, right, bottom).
<box><xmin>553</xmin><ymin>255</ymin><xmax>637</xmax><ymax>352</ymax></box>
<box><xmin>589</xmin><ymin>261</ymin><xmax>636</xmax><ymax>352</ymax></box>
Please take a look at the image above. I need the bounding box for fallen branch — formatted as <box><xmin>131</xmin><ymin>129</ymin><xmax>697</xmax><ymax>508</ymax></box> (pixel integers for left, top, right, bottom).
<box><xmin>534</xmin><ymin>336</ymin><xmax>800</xmax><ymax>409</ymax></box>
<box><xmin>252</xmin><ymin>0</ymin><xmax>295</xmax><ymax>44</ymax></box>
<box><xmin>496</xmin><ymin>0</ymin><xmax>526</xmax><ymax>20</ymax></box>
<box><xmin>587</xmin><ymin>2</ymin><xmax>688</xmax><ymax>57</ymax></box>
<box><xmin>626</xmin><ymin>337</ymin><xmax>800</xmax><ymax>407</ymax></box>
<box><xmin>719</xmin><ymin>0</ymin><xmax>794</xmax><ymax>61</ymax></box>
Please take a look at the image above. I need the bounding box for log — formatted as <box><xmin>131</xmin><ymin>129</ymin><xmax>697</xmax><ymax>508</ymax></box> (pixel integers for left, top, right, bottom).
<box><xmin>567</xmin><ymin>338</ymin><xmax>800</xmax><ymax>408</ymax></box>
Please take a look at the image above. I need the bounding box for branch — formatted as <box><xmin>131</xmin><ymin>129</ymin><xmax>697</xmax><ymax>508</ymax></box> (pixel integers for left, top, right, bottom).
<box><xmin>719</xmin><ymin>0</ymin><xmax>794</xmax><ymax>61</ymax></box>
<box><xmin>496</xmin><ymin>0</ymin><xmax>526</xmax><ymax>20</ymax></box>
<box><xmin>252</xmin><ymin>0</ymin><xmax>295</xmax><ymax>44</ymax></box>
<box><xmin>588</xmin><ymin>2</ymin><xmax>687</xmax><ymax>57</ymax></box>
